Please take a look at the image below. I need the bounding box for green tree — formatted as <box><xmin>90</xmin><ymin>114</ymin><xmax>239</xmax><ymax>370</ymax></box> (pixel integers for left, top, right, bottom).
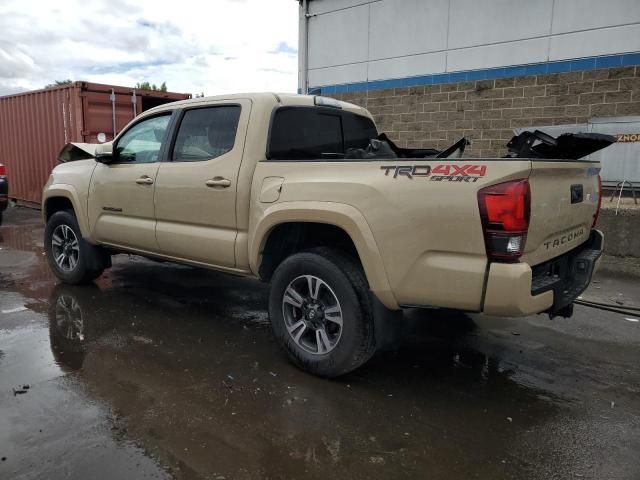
<box><xmin>45</xmin><ymin>79</ymin><xmax>73</xmax><ymax>89</ymax></box>
<box><xmin>135</xmin><ymin>81</ymin><xmax>168</xmax><ymax>91</ymax></box>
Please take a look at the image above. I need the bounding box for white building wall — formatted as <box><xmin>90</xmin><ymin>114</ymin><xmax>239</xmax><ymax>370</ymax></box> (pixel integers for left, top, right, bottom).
<box><xmin>301</xmin><ymin>0</ymin><xmax>640</xmax><ymax>90</ymax></box>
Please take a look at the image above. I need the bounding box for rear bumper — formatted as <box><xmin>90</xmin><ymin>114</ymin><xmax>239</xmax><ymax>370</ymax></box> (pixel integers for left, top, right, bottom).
<box><xmin>483</xmin><ymin>230</ymin><xmax>603</xmax><ymax>317</ymax></box>
<box><xmin>0</xmin><ymin>177</ymin><xmax>8</xmax><ymax>211</ymax></box>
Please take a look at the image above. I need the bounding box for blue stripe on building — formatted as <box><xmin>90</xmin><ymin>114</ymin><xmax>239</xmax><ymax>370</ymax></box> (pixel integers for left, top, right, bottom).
<box><xmin>305</xmin><ymin>51</ymin><xmax>640</xmax><ymax>95</ymax></box>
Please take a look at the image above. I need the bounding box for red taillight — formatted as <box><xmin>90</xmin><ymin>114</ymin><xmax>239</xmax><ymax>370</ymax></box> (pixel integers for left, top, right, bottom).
<box><xmin>592</xmin><ymin>175</ymin><xmax>602</xmax><ymax>228</ymax></box>
<box><xmin>0</xmin><ymin>164</ymin><xmax>5</xmax><ymax>176</ymax></box>
<box><xmin>478</xmin><ymin>179</ymin><xmax>531</xmax><ymax>261</ymax></box>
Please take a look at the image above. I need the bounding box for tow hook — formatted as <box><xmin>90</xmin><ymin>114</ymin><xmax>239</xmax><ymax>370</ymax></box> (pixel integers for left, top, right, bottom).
<box><xmin>548</xmin><ymin>303</ymin><xmax>574</xmax><ymax>320</ymax></box>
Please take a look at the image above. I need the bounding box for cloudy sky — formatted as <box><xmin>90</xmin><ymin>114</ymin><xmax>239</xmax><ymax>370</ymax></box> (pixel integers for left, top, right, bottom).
<box><xmin>0</xmin><ymin>0</ymin><xmax>299</xmax><ymax>96</ymax></box>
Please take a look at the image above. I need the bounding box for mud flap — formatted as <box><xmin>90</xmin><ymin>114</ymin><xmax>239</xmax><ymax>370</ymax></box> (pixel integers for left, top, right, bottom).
<box><xmin>370</xmin><ymin>293</ymin><xmax>403</xmax><ymax>351</ymax></box>
<box><xmin>83</xmin><ymin>240</ymin><xmax>111</xmax><ymax>272</ymax></box>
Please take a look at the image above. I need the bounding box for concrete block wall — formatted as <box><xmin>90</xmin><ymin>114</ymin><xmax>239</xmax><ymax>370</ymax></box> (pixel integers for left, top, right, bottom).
<box><xmin>599</xmin><ymin>206</ymin><xmax>640</xmax><ymax>257</ymax></box>
<box><xmin>330</xmin><ymin>66</ymin><xmax>640</xmax><ymax>157</ymax></box>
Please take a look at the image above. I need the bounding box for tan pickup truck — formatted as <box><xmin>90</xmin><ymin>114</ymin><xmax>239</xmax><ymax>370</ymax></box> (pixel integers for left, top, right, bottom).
<box><xmin>43</xmin><ymin>93</ymin><xmax>612</xmax><ymax>377</ymax></box>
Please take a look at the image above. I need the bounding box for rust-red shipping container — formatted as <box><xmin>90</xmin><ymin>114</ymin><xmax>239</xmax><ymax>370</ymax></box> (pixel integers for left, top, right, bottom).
<box><xmin>0</xmin><ymin>81</ymin><xmax>191</xmax><ymax>205</ymax></box>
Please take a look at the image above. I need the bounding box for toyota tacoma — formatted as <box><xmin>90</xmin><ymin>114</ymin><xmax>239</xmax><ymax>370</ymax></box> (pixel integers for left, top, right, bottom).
<box><xmin>42</xmin><ymin>93</ymin><xmax>612</xmax><ymax>377</ymax></box>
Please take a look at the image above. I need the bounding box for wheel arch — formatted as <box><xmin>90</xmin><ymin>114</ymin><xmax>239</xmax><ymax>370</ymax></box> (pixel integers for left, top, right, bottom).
<box><xmin>250</xmin><ymin>201</ymin><xmax>398</xmax><ymax>309</ymax></box>
<box><xmin>42</xmin><ymin>186</ymin><xmax>90</xmax><ymax>238</ymax></box>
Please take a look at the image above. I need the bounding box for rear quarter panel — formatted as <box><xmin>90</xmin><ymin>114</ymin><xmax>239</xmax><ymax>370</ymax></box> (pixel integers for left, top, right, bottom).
<box><xmin>250</xmin><ymin>159</ymin><xmax>531</xmax><ymax>310</ymax></box>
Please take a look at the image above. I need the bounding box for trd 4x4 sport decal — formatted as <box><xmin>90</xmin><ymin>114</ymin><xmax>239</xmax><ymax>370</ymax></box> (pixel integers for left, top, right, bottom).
<box><xmin>380</xmin><ymin>164</ymin><xmax>487</xmax><ymax>182</ymax></box>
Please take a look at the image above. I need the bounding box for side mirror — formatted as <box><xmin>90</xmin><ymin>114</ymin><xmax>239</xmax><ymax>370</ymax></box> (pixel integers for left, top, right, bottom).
<box><xmin>94</xmin><ymin>142</ymin><xmax>116</xmax><ymax>164</ymax></box>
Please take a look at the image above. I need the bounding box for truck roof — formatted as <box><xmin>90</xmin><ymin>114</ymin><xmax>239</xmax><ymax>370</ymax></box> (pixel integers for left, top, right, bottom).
<box><xmin>145</xmin><ymin>92</ymin><xmax>370</xmax><ymax>118</ymax></box>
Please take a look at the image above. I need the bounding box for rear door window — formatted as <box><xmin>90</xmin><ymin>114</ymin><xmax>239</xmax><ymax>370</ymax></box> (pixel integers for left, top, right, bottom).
<box><xmin>172</xmin><ymin>106</ymin><xmax>241</xmax><ymax>162</ymax></box>
<box><xmin>267</xmin><ymin>107</ymin><xmax>377</xmax><ymax>160</ymax></box>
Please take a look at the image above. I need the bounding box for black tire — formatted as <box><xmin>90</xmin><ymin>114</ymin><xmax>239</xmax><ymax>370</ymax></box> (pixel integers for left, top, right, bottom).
<box><xmin>0</xmin><ymin>211</ymin><xmax>3</xmax><ymax>226</ymax></box>
<box><xmin>45</xmin><ymin>210</ymin><xmax>107</xmax><ymax>284</ymax></box>
<box><xmin>268</xmin><ymin>247</ymin><xmax>376</xmax><ymax>377</ymax></box>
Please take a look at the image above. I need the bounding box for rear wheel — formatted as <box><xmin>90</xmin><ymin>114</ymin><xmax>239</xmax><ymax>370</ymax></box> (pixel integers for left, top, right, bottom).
<box><xmin>45</xmin><ymin>210</ymin><xmax>107</xmax><ymax>284</ymax></box>
<box><xmin>268</xmin><ymin>248</ymin><xmax>376</xmax><ymax>377</ymax></box>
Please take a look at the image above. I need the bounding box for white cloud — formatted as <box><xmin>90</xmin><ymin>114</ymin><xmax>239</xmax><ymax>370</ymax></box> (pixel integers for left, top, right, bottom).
<box><xmin>0</xmin><ymin>0</ymin><xmax>299</xmax><ymax>96</ymax></box>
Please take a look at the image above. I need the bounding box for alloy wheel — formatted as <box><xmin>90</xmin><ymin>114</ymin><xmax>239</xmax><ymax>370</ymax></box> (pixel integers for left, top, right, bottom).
<box><xmin>51</xmin><ymin>224</ymin><xmax>80</xmax><ymax>272</ymax></box>
<box><xmin>282</xmin><ymin>275</ymin><xmax>343</xmax><ymax>355</ymax></box>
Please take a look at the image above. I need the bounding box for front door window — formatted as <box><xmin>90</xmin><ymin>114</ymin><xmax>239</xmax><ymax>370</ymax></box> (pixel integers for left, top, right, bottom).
<box><xmin>115</xmin><ymin>115</ymin><xmax>171</xmax><ymax>163</ymax></box>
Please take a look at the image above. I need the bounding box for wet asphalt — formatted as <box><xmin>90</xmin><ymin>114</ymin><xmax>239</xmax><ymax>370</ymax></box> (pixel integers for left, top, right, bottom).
<box><xmin>0</xmin><ymin>207</ymin><xmax>639</xmax><ymax>480</ymax></box>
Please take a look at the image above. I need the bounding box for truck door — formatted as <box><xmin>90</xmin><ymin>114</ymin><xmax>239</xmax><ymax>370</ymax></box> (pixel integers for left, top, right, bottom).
<box><xmin>153</xmin><ymin>100</ymin><xmax>251</xmax><ymax>267</ymax></box>
<box><xmin>87</xmin><ymin>113</ymin><xmax>172</xmax><ymax>252</ymax></box>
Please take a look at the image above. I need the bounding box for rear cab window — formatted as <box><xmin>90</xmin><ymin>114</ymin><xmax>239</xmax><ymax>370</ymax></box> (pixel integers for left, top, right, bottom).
<box><xmin>267</xmin><ymin>106</ymin><xmax>377</xmax><ymax>160</ymax></box>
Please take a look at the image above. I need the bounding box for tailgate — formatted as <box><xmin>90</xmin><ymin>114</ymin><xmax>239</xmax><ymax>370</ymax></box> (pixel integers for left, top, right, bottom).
<box><xmin>522</xmin><ymin>161</ymin><xmax>600</xmax><ymax>266</ymax></box>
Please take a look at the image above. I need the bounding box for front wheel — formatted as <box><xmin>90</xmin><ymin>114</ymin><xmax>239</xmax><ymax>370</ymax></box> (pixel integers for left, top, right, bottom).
<box><xmin>45</xmin><ymin>210</ymin><xmax>107</xmax><ymax>284</ymax></box>
<box><xmin>268</xmin><ymin>248</ymin><xmax>376</xmax><ymax>377</ymax></box>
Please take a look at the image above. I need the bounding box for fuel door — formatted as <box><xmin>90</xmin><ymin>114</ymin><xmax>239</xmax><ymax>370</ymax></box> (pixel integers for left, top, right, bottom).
<box><xmin>259</xmin><ymin>176</ymin><xmax>284</xmax><ymax>203</ymax></box>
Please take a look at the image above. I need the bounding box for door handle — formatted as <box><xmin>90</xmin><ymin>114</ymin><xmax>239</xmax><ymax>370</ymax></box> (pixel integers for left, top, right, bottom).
<box><xmin>136</xmin><ymin>176</ymin><xmax>154</xmax><ymax>185</ymax></box>
<box><xmin>206</xmin><ymin>177</ymin><xmax>231</xmax><ymax>188</ymax></box>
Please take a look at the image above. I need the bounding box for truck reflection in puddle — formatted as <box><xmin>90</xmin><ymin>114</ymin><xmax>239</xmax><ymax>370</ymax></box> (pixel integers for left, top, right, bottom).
<box><xmin>45</xmin><ymin>280</ymin><xmax>557</xmax><ymax>479</ymax></box>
